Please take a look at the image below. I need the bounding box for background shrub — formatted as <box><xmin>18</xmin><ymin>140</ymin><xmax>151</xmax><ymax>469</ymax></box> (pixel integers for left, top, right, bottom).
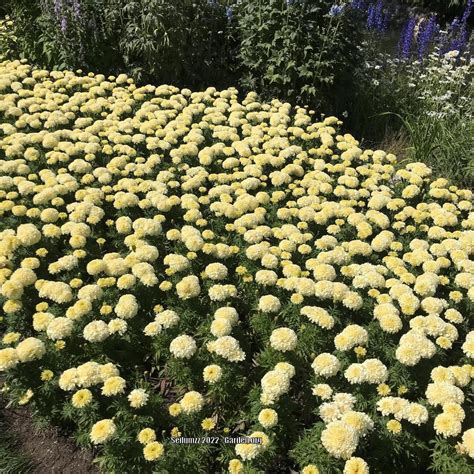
<box><xmin>7</xmin><ymin>0</ymin><xmax>234</xmax><ymax>89</ymax></box>
<box><xmin>233</xmin><ymin>0</ymin><xmax>364</xmax><ymax>113</ymax></box>
<box><xmin>401</xmin><ymin>0</ymin><xmax>470</xmax><ymax>19</ymax></box>
<box><xmin>104</xmin><ymin>0</ymin><xmax>235</xmax><ymax>89</ymax></box>
<box><xmin>0</xmin><ymin>17</ymin><xmax>17</xmax><ymax>60</ymax></box>
<box><xmin>8</xmin><ymin>0</ymin><xmax>118</xmax><ymax>71</ymax></box>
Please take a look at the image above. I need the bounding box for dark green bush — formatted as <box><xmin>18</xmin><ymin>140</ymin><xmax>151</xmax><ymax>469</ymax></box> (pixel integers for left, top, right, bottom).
<box><xmin>233</xmin><ymin>0</ymin><xmax>364</xmax><ymax>113</ymax></box>
<box><xmin>9</xmin><ymin>0</ymin><xmax>234</xmax><ymax>89</ymax></box>
<box><xmin>104</xmin><ymin>0</ymin><xmax>235</xmax><ymax>89</ymax></box>
<box><xmin>400</xmin><ymin>0</ymin><xmax>469</xmax><ymax>19</ymax></box>
<box><xmin>10</xmin><ymin>0</ymin><xmax>118</xmax><ymax>72</ymax></box>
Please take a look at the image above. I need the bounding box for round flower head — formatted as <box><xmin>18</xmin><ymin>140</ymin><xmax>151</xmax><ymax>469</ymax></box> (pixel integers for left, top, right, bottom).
<box><xmin>16</xmin><ymin>337</ymin><xmax>46</xmax><ymax>362</ymax></box>
<box><xmin>204</xmin><ymin>262</ymin><xmax>228</xmax><ymax>280</ymax></box>
<box><xmin>228</xmin><ymin>459</ymin><xmax>244</xmax><ymax>474</ymax></box>
<box><xmin>83</xmin><ymin>320</ymin><xmax>110</xmax><ymax>343</ymax></box>
<box><xmin>235</xmin><ymin>431</ymin><xmax>269</xmax><ymax>460</ymax></box>
<box><xmin>128</xmin><ymin>388</ymin><xmax>149</xmax><ymax>408</ymax></box>
<box><xmin>312</xmin><ymin>384</ymin><xmax>333</xmax><ymax>400</ymax></box>
<box><xmin>170</xmin><ymin>335</ymin><xmax>197</xmax><ymax>359</ymax></box>
<box><xmin>270</xmin><ymin>327</ymin><xmax>298</xmax><ymax>352</ymax></box>
<box><xmin>258</xmin><ymin>408</ymin><xmax>278</xmax><ymax>428</ymax></box>
<box><xmin>460</xmin><ymin>428</ymin><xmax>474</xmax><ymax>458</ymax></box>
<box><xmin>274</xmin><ymin>362</ymin><xmax>296</xmax><ymax>379</ymax></box>
<box><xmin>180</xmin><ymin>391</ymin><xmax>204</xmax><ymax>414</ymax></box>
<box><xmin>72</xmin><ymin>389</ymin><xmax>93</xmax><ymax>408</ymax></box>
<box><xmin>312</xmin><ymin>353</ymin><xmax>341</xmax><ymax>377</ymax></box>
<box><xmin>115</xmin><ymin>294</ymin><xmax>139</xmax><ymax>319</ymax></box>
<box><xmin>343</xmin><ymin>457</ymin><xmax>369</xmax><ymax>474</ymax></box>
<box><xmin>143</xmin><ymin>442</ymin><xmax>164</xmax><ymax>461</ymax></box>
<box><xmin>434</xmin><ymin>412</ymin><xmax>462</xmax><ymax>438</ymax></box>
<box><xmin>155</xmin><ymin>309</ymin><xmax>180</xmax><ymax>328</ymax></box>
<box><xmin>214</xmin><ymin>306</ymin><xmax>239</xmax><ymax>325</ymax></box>
<box><xmin>176</xmin><ymin>275</ymin><xmax>201</xmax><ymax>299</ymax></box>
<box><xmin>207</xmin><ymin>336</ymin><xmax>245</xmax><ymax>362</ymax></box>
<box><xmin>0</xmin><ymin>347</ymin><xmax>19</xmax><ymax>371</ymax></box>
<box><xmin>46</xmin><ymin>317</ymin><xmax>74</xmax><ymax>340</ymax></box>
<box><xmin>258</xmin><ymin>294</ymin><xmax>281</xmax><ymax>313</ymax></box>
<box><xmin>261</xmin><ymin>370</ymin><xmax>291</xmax><ymax>403</ymax></box>
<box><xmin>321</xmin><ymin>420</ymin><xmax>359</xmax><ymax>459</ymax></box>
<box><xmin>102</xmin><ymin>376</ymin><xmax>126</xmax><ymax>396</ymax></box>
<box><xmin>138</xmin><ymin>428</ymin><xmax>156</xmax><ymax>445</ymax></box>
<box><xmin>90</xmin><ymin>419</ymin><xmax>116</xmax><ymax>444</ymax></box>
<box><xmin>203</xmin><ymin>364</ymin><xmax>222</xmax><ymax>383</ymax></box>
<box><xmin>301</xmin><ymin>465</ymin><xmax>320</xmax><ymax>474</ymax></box>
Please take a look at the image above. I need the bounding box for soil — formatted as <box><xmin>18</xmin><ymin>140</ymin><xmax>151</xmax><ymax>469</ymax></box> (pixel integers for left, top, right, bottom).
<box><xmin>1</xmin><ymin>399</ymin><xmax>98</xmax><ymax>474</ymax></box>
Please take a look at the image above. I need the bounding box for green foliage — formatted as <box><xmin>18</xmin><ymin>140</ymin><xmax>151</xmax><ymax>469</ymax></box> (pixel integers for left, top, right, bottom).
<box><xmin>233</xmin><ymin>0</ymin><xmax>364</xmax><ymax>112</ymax></box>
<box><xmin>105</xmin><ymin>0</ymin><xmax>235</xmax><ymax>89</ymax></box>
<box><xmin>8</xmin><ymin>0</ymin><xmax>234</xmax><ymax>89</ymax></box>
<box><xmin>9</xmin><ymin>0</ymin><xmax>116</xmax><ymax>71</ymax></box>
<box><xmin>0</xmin><ymin>16</ymin><xmax>17</xmax><ymax>60</ymax></box>
<box><xmin>351</xmin><ymin>45</ymin><xmax>474</xmax><ymax>187</ymax></box>
<box><xmin>400</xmin><ymin>0</ymin><xmax>469</xmax><ymax>19</ymax></box>
<box><xmin>429</xmin><ymin>437</ymin><xmax>474</xmax><ymax>474</ymax></box>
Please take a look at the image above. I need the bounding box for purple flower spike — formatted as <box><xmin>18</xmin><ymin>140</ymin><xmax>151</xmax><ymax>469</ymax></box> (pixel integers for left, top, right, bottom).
<box><xmin>60</xmin><ymin>15</ymin><xmax>67</xmax><ymax>34</ymax></box>
<box><xmin>461</xmin><ymin>0</ymin><xmax>473</xmax><ymax>24</ymax></box>
<box><xmin>366</xmin><ymin>4</ymin><xmax>376</xmax><ymax>29</ymax></box>
<box><xmin>417</xmin><ymin>15</ymin><xmax>439</xmax><ymax>60</ymax></box>
<box><xmin>374</xmin><ymin>0</ymin><xmax>384</xmax><ymax>31</ymax></box>
<box><xmin>399</xmin><ymin>16</ymin><xmax>416</xmax><ymax>59</ymax></box>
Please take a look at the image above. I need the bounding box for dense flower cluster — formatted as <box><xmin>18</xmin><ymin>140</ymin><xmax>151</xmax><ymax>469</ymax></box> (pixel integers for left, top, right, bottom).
<box><xmin>0</xmin><ymin>59</ymin><xmax>472</xmax><ymax>473</ymax></box>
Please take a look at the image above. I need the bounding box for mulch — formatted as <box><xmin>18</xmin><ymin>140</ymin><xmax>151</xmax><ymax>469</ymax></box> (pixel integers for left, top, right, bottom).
<box><xmin>1</xmin><ymin>396</ymin><xmax>98</xmax><ymax>474</ymax></box>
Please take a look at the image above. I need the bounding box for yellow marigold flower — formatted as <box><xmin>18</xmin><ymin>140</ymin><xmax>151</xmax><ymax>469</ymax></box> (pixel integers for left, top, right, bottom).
<box><xmin>367</xmin><ymin>289</ymin><xmax>380</xmax><ymax>298</ymax></box>
<box><xmin>171</xmin><ymin>427</ymin><xmax>181</xmax><ymax>438</ymax></box>
<box><xmin>41</xmin><ymin>369</ymin><xmax>54</xmax><ymax>381</ymax></box>
<box><xmin>203</xmin><ymin>364</ymin><xmax>223</xmax><ymax>383</ymax></box>
<box><xmin>235</xmin><ymin>267</ymin><xmax>247</xmax><ymax>277</ymax></box>
<box><xmin>159</xmin><ymin>281</ymin><xmax>173</xmax><ymax>291</ymax></box>
<box><xmin>90</xmin><ymin>419</ymin><xmax>116</xmax><ymax>444</ymax></box>
<box><xmin>398</xmin><ymin>385</ymin><xmax>408</xmax><ymax>395</ymax></box>
<box><xmin>386</xmin><ymin>419</ymin><xmax>402</xmax><ymax>434</ymax></box>
<box><xmin>55</xmin><ymin>340</ymin><xmax>66</xmax><ymax>350</ymax></box>
<box><xmin>102</xmin><ymin>376</ymin><xmax>126</xmax><ymax>396</ymax></box>
<box><xmin>258</xmin><ymin>408</ymin><xmax>278</xmax><ymax>428</ymax></box>
<box><xmin>228</xmin><ymin>459</ymin><xmax>244</xmax><ymax>474</ymax></box>
<box><xmin>2</xmin><ymin>332</ymin><xmax>21</xmax><ymax>344</ymax></box>
<box><xmin>100</xmin><ymin>304</ymin><xmax>113</xmax><ymax>315</ymax></box>
<box><xmin>301</xmin><ymin>465</ymin><xmax>320</xmax><ymax>474</ymax></box>
<box><xmin>169</xmin><ymin>403</ymin><xmax>182</xmax><ymax>417</ymax></box>
<box><xmin>72</xmin><ymin>389</ymin><xmax>93</xmax><ymax>408</ymax></box>
<box><xmin>69</xmin><ymin>278</ymin><xmax>83</xmax><ymax>289</ymax></box>
<box><xmin>449</xmin><ymin>291</ymin><xmax>463</xmax><ymax>303</ymax></box>
<box><xmin>143</xmin><ymin>441</ymin><xmax>164</xmax><ymax>461</ymax></box>
<box><xmin>291</xmin><ymin>293</ymin><xmax>304</xmax><ymax>304</ymax></box>
<box><xmin>354</xmin><ymin>346</ymin><xmax>367</xmax><ymax>358</ymax></box>
<box><xmin>201</xmin><ymin>418</ymin><xmax>216</xmax><ymax>431</ymax></box>
<box><xmin>343</xmin><ymin>457</ymin><xmax>369</xmax><ymax>474</ymax></box>
<box><xmin>18</xmin><ymin>389</ymin><xmax>34</xmax><ymax>405</ymax></box>
<box><xmin>377</xmin><ymin>384</ymin><xmax>391</xmax><ymax>396</ymax></box>
<box><xmin>36</xmin><ymin>302</ymin><xmax>49</xmax><ymax>311</ymax></box>
<box><xmin>138</xmin><ymin>428</ymin><xmax>156</xmax><ymax>445</ymax></box>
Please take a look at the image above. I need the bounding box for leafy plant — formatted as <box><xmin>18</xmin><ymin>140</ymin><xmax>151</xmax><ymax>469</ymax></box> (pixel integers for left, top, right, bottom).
<box><xmin>0</xmin><ymin>16</ymin><xmax>17</xmax><ymax>60</ymax></box>
<box><xmin>104</xmin><ymin>0</ymin><xmax>234</xmax><ymax>89</ymax></box>
<box><xmin>233</xmin><ymin>0</ymin><xmax>364</xmax><ymax>112</ymax></box>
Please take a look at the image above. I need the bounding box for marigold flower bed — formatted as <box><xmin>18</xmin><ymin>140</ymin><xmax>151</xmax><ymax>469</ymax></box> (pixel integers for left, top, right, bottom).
<box><xmin>0</xmin><ymin>59</ymin><xmax>472</xmax><ymax>473</ymax></box>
